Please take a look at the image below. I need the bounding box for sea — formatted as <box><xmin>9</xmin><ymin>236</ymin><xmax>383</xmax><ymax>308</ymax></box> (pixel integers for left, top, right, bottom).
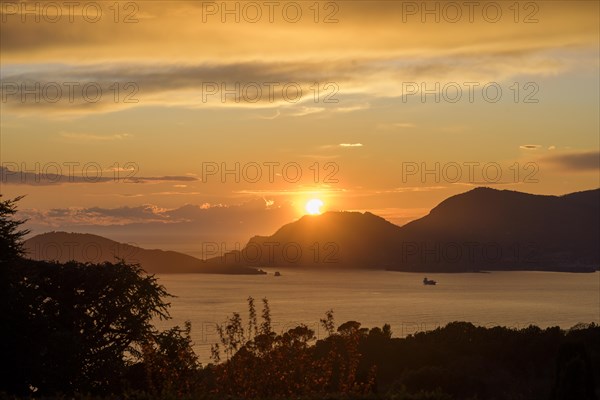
<box><xmin>154</xmin><ymin>269</ymin><xmax>600</xmax><ymax>364</ymax></box>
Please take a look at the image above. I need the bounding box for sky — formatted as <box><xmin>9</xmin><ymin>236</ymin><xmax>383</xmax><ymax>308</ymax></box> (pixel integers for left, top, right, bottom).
<box><xmin>1</xmin><ymin>0</ymin><xmax>599</xmax><ymax>256</ymax></box>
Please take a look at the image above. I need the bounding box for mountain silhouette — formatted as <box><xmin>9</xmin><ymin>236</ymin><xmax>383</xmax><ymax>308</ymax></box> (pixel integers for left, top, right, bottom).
<box><xmin>204</xmin><ymin>187</ymin><xmax>599</xmax><ymax>272</ymax></box>
<box><xmin>396</xmin><ymin>187</ymin><xmax>599</xmax><ymax>271</ymax></box>
<box><xmin>199</xmin><ymin>211</ymin><xmax>400</xmax><ymax>269</ymax></box>
<box><xmin>24</xmin><ymin>187</ymin><xmax>600</xmax><ymax>273</ymax></box>
<box><xmin>24</xmin><ymin>232</ymin><xmax>264</xmax><ymax>274</ymax></box>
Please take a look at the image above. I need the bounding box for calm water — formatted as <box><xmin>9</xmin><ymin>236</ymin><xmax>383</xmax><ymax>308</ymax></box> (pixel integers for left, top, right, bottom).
<box><xmin>155</xmin><ymin>270</ymin><xmax>600</xmax><ymax>364</ymax></box>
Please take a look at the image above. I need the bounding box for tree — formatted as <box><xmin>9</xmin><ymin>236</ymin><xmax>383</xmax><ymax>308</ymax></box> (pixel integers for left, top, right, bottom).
<box><xmin>0</xmin><ymin>195</ymin><xmax>29</xmax><ymax>263</ymax></box>
<box><xmin>3</xmin><ymin>259</ymin><xmax>173</xmax><ymax>395</ymax></box>
<box><xmin>0</xmin><ymin>195</ymin><xmax>183</xmax><ymax>396</ymax></box>
<box><xmin>0</xmin><ymin>195</ymin><xmax>32</xmax><ymax>394</ymax></box>
<box><xmin>138</xmin><ymin>321</ymin><xmax>201</xmax><ymax>396</ymax></box>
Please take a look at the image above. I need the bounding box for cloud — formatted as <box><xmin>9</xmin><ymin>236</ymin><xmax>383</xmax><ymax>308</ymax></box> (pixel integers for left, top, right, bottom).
<box><xmin>0</xmin><ymin>165</ymin><xmax>199</xmax><ymax>186</ymax></box>
<box><xmin>339</xmin><ymin>143</ymin><xmax>363</xmax><ymax>148</ymax></box>
<box><xmin>542</xmin><ymin>151</ymin><xmax>600</xmax><ymax>171</ymax></box>
<box><xmin>392</xmin><ymin>123</ymin><xmax>416</xmax><ymax>129</ymax></box>
<box><xmin>375</xmin><ymin>122</ymin><xmax>417</xmax><ymax>132</ymax></box>
<box><xmin>519</xmin><ymin>144</ymin><xmax>542</xmax><ymax>150</ymax></box>
<box><xmin>22</xmin><ymin>204</ymin><xmax>171</xmax><ymax>226</ymax></box>
<box><xmin>60</xmin><ymin>132</ymin><xmax>133</xmax><ymax>141</ymax></box>
<box><xmin>0</xmin><ymin>44</ymin><xmax>585</xmax><ymax>116</ymax></box>
<box><xmin>289</xmin><ymin>106</ymin><xmax>326</xmax><ymax>117</ymax></box>
<box><xmin>1</xmin><ymin>0</ymin><xmax>595</xmax><ymax>117</ymax></box>
<box><xmin>254</xmin><ymin>110</ymin><xmax>281</xmax><ymax>120</ymax></box>
<box><xmin>1</xmin><ymin>1</ymin><xmax>596</xmax><ymax>64</ymax></box>
<box><xmin>374</xmin><ymin>186</ymin><xmax>447</xmax><ymax>194</ymax></box>
<box><xmin>334</xmin><ymin>103</ymin><xmax>370</xmax><ymax>113</ymax></box>
<box><xmin>132</xmin><ymin>176</ymin><xmax>198</xmax><ymax>183</ymax></box>
<box><xmin>232</xmin><ymin>188</ymin><xmax>345</xmax><ymax>196</ymax></box>
<box><xmin>19</xmin><ymin>199</ymin><xmax>301</xmax><ymax>257</ymax></box>
<box><xmin>19</xmin><ymin>198</ymin><xmax>290</xmax><ymax>228</ymax></box>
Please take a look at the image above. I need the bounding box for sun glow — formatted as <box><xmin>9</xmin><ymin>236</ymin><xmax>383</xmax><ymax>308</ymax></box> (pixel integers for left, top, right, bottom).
<box><xmin>305</xmin><ymin>199</ymin><xmax>324</xmax><ymax>215</ymax></box>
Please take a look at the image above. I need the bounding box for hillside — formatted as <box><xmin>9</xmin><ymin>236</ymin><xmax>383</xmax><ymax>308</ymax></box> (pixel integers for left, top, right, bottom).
<box><xmin>25</xmin><ymin>188</ymin><xmax>600</xmax><ymax>273</ymax></box>
<box><xmin>205</xmin><ymin>187</ymin><xmax>600</xmax><ymax>272</ymax></box>
<box><xmin>396</xmin><ymin>187</ymin><xmax>600</xmax><ymax>271</ymax></box>
<box><xmin>24</xmin><ymin>232</ymin><xmax>265</xmax><ymax>274</ymax></box>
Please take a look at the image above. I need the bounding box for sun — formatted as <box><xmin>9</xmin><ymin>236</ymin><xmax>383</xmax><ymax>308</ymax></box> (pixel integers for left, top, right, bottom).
<box><xmin>305</xmin><ymin>199</ymin><xmax>324</xmax><ymax>215</ymax></box>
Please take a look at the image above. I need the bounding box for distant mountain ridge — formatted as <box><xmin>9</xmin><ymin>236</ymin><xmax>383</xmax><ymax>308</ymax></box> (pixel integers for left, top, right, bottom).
<box><xmin>24</xmin><ymin>232</ymin><xmax>264</xmax><ymax>275</ymax></box>
<box><xmin>395</xmin><ymin>187</ymin><xmax>600</xmax><ymax>271</ymax></box>
<box><xmin>25</xmin><ymin>187</ymin><xmax>600</xmax><ymax>273</ymax></box>
<box><xmin>202</xmin><ymin>187</ymin><xmax>600</xmax><ymax>272</ymax></box>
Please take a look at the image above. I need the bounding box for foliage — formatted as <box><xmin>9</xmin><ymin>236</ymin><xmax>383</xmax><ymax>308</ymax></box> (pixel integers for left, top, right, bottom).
<box><xmin>207</xmin><ymin>298</ymin><xmax>380</xmax><ymax>398</ymax></box>
<box><xmin>0</xmin><ymin>196</ymin><xmax>190</xmax><ymax>397</ymax></box>
<box><xmin>136</xmin><ymin>321</ymin><xmax>201</xmax><ymax>396</ymax></box>
<box><xmin>1</xmin><ymin>259</ymin><xmax>173</xmax><ymax>395</ymax></box>
<box><xmin>0</xmin><ymin>195</ymin><xmax>30</xmax><ymax>263</ymax></box>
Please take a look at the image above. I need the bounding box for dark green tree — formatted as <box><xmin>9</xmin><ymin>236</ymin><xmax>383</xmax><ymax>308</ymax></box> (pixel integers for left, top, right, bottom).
<box><xmin>0</xmin><ymin>195</ymin><xmax>29</xmax><ymax>263</ymax></box>
<box><xmin>0</xmin><ymin>195</ymin><xmax>188</xmax><ymax>396</ymax></box>
<box><xmin>137</xmin><ymin>321</ymin><xmax>201</xmax><ymax>396</ymax></box>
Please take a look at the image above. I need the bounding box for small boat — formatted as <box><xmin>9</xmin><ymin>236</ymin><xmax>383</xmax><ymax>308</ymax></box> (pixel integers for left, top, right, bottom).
<box><xmin>274</xmin><ymin>271</ymin><xmax>282</xmax><ymax>277</ymax></box>
<box><xmin>423</xmin><ymin>277</ymin><xmax>436</xmax><ymax>285</ymax></box>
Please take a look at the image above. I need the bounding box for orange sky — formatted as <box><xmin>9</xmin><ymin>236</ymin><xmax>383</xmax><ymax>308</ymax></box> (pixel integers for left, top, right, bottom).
<box><xmin>1</xmin><ymin>0</ymin><xmax>598</xmax><ymax>253</ymax></box>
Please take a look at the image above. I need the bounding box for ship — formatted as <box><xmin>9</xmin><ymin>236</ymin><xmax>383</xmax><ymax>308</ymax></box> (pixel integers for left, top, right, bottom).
<box><xmin>423</xmin><ymin>277</ymin><xmax>437</xmax><ymax>285</ymax></box>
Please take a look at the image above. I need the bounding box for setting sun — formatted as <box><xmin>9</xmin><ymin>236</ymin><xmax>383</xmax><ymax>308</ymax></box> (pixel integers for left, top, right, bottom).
<box><xmin>305</xmin><ymin>199</ymin><xmax>324</xmax><ymax>215</ymax></box>
<box><xmin>1</xmin><ymin>1</ymin><xmax>599</xmax><ymax>396</ymax></box>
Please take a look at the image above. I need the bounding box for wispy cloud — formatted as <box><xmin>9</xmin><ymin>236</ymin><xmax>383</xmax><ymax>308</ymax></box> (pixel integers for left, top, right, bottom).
<box><xmin>19</xmin><ymin>198</ymin><xmax>290</xmax><ymax>228</ymax></box>
<box><xmin>0</xmin><ymin>45</ymin><xmax>583</xmax><ymax>117</ymax></box>
<box><xmin>0</xmin><ymin>166</ymin><xmax>199</xmax><ymax>186</ymax></box>
<box><xmin>339</xmin><ymin>143</ymin><xmax>363</xmax><ymax>148</ymax></box>
<box><xmin>519</xmin><ymin>144</ymin><xmax>542</xmax><ymax>150</ymax></box>
<box><xmin>542</xmin><ymin>151</ymin><xmax>600</xmax><ymax>171</ymax></box>
<box><xmin>374</xmin><ymin>186</ymin><xmax>446</xmax><ymax>194</ymax></box>
<box><xmin>60</xmin><ymin>132</ymin><xmax>133</xmax><ymax>141</ymax></box>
